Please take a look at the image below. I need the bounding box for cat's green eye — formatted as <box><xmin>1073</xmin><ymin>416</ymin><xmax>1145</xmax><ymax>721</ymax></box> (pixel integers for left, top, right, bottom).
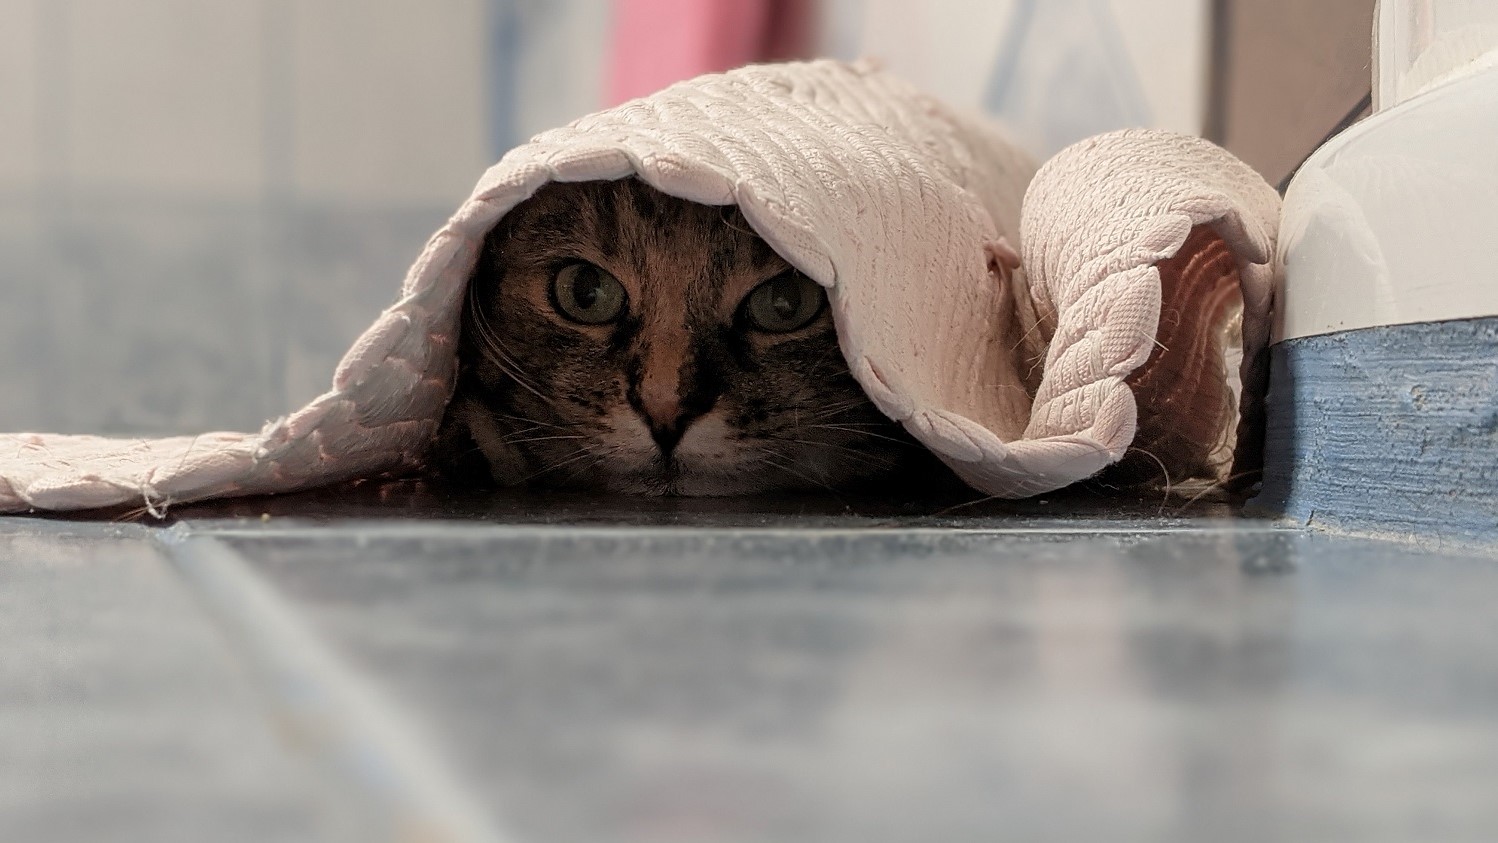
<box><xmin>743</xmin><ymin>271</ymin><xmax>825</xmax><ymax>334</ymax></box>
<box><xmin>551</xmin><ymin>262</ymin><xmax>626</xmax><ymax>325</ymax></box>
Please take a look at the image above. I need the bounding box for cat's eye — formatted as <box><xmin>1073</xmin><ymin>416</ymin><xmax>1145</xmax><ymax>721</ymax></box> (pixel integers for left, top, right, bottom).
<box><xmin>743</xmin><ymin>271</ymin><xmax>825</xmax><ymax>333</ymax></box>
<box><xmin>551</xmin><ymin>262</ymin><xmax>626</xmax><ymax>325</ymax></box>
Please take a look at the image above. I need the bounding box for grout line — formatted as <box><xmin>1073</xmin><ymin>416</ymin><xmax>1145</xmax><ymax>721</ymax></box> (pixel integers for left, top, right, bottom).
<box><xmin>161</xmin><ymin>534</ymin><xmax>521</xmax><ymax>843</ymax></box>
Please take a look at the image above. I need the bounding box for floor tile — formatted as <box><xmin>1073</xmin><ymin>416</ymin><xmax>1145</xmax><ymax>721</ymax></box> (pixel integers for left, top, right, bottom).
<box><xmin>0</xmin><ymin>524</ymin><xmax>334</xmax><ymax>842</ymax></box>
<box><xmin>217</xmin><ymin>515</ymin><xmax>1498</xmax><ymax>843</ymax></box>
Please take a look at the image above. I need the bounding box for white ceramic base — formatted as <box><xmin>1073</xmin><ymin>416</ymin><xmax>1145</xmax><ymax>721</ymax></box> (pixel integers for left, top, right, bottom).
<box><xmin>1277</xmin><ymin>64</ymin><xmax>1498</xmax><ymax>342</ymax></box>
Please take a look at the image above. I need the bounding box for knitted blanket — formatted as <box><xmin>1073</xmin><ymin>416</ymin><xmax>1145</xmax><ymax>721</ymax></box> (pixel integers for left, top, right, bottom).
<box><xmin>0</xmin><ymin>60</ymin><xmax>1280</xmax><ymax>514</ymax></box>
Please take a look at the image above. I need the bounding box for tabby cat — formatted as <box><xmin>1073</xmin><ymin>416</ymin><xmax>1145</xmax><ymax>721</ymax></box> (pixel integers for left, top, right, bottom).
<box><xmin>431</xmin><ymin>178</ymin><xmax>944</xmax><ymax>496</ymax></box>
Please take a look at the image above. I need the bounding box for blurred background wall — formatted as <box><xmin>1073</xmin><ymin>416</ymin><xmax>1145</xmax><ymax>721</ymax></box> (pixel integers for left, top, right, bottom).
<box><xmin>1207</xmin><ymin>0</ymin><xmax>1376</xmax><ymax>187</ymax></box>
<box><xmin>827</xmin><ymin>0</ymin><xmax>1208</xmax><ymax>155</ymax></box>
<box><xmin>0</xmin><ymin>0</ymin><xmax>1359</xmax><ymax>437</ymax></box>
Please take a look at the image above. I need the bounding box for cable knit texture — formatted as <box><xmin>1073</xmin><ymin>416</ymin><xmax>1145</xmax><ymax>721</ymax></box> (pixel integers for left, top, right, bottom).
<box><xmin>0</xmin><ymin>60</ymin><xmax>1279</xmax><ymax>514</ymax></box>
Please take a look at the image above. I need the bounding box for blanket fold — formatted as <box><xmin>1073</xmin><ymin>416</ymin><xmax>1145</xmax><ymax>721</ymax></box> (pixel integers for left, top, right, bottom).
<box><xmin>0</xmin><ymin>60</ymin><xmax>1280</xmax><ymax>514</ymax></box>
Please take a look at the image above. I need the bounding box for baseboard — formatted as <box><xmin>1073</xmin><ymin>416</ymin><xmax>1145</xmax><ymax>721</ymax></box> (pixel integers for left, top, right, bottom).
<box><xmin>1252</xmin><ymin>317</ymin><xmax>1498</xmax><ymax>548</ymax></box>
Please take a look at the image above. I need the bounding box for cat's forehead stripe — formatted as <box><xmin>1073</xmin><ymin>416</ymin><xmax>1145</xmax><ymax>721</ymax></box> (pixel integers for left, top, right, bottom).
<box><xmin>625</xmin><ymin>177</ymin><xmax>662</xmax><ymax>221</ymax></box>
<box><xmin>590</xmin><ymin>185</ymin><xmax>620</xmax><ymax>259</ymax></box>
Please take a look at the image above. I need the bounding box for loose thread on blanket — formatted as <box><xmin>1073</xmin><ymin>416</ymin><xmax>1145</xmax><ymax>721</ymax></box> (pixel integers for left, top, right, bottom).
<box><xmin>138</xmin><ymin>468</ymin><xmax>171</xmax><ymax>520</ymax></box>
<box><xmin>143</xmin><ymin>493</ymin><xmax>171</xmax><ymax>520</ymax></box>
<box><xmin>114</xmin><ymin>501</ymin><xmax>168</xmax><ymax>524</ymax></box>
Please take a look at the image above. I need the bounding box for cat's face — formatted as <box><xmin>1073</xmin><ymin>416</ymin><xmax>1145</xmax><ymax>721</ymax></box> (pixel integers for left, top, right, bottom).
<box><xmin>435</xmin><ymin>178</ymin><xmax>928</xmax><ymax>496</ymax></box>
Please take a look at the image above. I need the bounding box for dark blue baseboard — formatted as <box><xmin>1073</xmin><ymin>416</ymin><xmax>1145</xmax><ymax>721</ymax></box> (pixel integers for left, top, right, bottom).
<box><xmin>1253</xmin><ymin>317</ymin><xmax>1498</xmax><ymax>547</ymax></box>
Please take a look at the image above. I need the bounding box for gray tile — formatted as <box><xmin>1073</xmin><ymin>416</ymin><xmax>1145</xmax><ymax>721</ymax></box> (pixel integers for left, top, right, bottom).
<box><xmin>222</xmin><ymin>521</ymin><xmax>1498</xmax><ymax>843</ymax></box>
<box><xmin>23</xmin><ymin>200</ymin><xmax>278</xmax><ymax>435</ymax></box>
<box><xmin>0</xmin><ymin>204</ymin><xmax>56</xmax><ymax>428</ymax></box>
<box><xmin>0</xmin><ymin>197</ymin><xmax>451</xmax><ymax>435</ymax></box>
<box><xmin>275</xmin><ymin>205</ymin><xmax>453</xmax><ymax>410</ymax></box>
<box><xmin>0</xmin><ymin>523</ymin><xmax>332</xmax><ymax>842</ymax></box>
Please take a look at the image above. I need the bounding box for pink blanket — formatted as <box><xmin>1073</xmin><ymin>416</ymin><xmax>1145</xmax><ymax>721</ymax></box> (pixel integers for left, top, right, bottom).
<box><xmin>0</xmin><ymin>61</ymin><xmax>1279</xmax><ymax>514</ymax></box>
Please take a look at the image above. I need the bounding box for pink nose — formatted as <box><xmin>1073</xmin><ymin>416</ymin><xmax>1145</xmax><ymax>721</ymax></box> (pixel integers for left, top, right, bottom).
<box><xmin>638</xmin><ymin>369</ymin><xmax>687</xmax><ymax>453</ymax></box>
<box><xmin>640</xmin><ymin>377</ymin><xmax>682</xmax><ymax>430</ymax></box>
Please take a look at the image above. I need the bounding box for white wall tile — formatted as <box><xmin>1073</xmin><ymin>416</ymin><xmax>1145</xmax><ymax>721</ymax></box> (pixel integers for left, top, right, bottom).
<box><xmin>1108</xmin><ymin>0</ymin><xmax>1209</xmax><ymax>137</ymax></box>
<box><xmin>288</xmin><ymin>0</ymin><xmax>491</xmax><ymax>206</ymax></box>
<box><xmin>835</xmin><ymin>0</ymin><xmax>1018</xmax><ymax>109</ymax></box>
<box><xmin>511</xmin><ymin>0</ymin><xmax>611</xmax><ymax>143</ymax></box>
<box><xmin>65</xmin><ymin>0</ymin><xmax>265</xmax><ymax>197</ymax></box>
<box><xmin>0</xmin><ymin>0</ymin><xmax>40</xmax><ymax>192</ymax></box>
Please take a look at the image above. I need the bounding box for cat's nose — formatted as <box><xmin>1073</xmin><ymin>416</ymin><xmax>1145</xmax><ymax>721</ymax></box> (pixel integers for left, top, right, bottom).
<box><xmin>640</xmin><ymin>384</ymin><xmax>687</xmax><ymax>454</ymax></box>
<box><xmin>648</xmin><ymin>420</ymin><xmax>685</xmax><ymax>454</ymax></box>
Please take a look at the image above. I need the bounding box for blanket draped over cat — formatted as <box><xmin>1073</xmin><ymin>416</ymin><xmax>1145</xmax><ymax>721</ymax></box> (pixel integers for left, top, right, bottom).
<box><xmin>0</xmin><ymin>60</ymin><xmax>1280</xmax><ymax>514</ymax></box>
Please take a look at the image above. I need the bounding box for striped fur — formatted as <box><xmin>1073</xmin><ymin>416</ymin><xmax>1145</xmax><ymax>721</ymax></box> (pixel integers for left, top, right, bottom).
<box><xmin>432</xmin><ymin>179</ymin><xmax>943</xmax><ymax>496</ymax></box>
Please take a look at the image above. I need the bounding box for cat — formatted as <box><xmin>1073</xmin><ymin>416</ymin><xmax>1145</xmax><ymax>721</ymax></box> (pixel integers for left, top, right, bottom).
<box><xmin>430</xmin><ymin>177</ymin><xmax>947</xmax><ymax>497</ymax></box>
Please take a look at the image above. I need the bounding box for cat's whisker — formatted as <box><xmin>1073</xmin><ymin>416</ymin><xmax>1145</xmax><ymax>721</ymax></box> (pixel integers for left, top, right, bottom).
<box><xmin>816</xmin><ymin>397</ymin><xmax>867</xmax><ymax>410</ymax></box>
<box><xmin>806</xmin><ymin>343</ymin><xmax>846</xmax><ymax>370</ymax></box>
<box><xmin>928</xmin><ymin>493</ymin><xmax>1006</xmax><ymax>517</ymax></box>
<box><xmin>1009</xmin><ymin>311</ymin><xmax>1049</xmax><ymax>354</ymax></box>
<box><xmin>805</xmin><ymin>409</ymin><xmax>859</xmax><ymax>423</ymax></box>
<box><xmin>442</xmin><ymin>441</ymin><xmax>492</xmax><ymax>460</ymax></box>
<box><xmin>473</xmin><ymin>333</ymin><xmax>539</xmax><ymax>389</ymax></box>
<box><xmin>1166</xmin><ymin>470</ymin><xmax>1257</xmax><ymax>513</ymax></box>
<box><xmin>559</xmin><ymin>444</ymin><xmax>626</xmax><ymax>487</ymax></box>
<box><xmin>524</xmin><ymin>445</ymin><xmax>604</xmax><ymax>483</ymax></box>
<box><xmin>494</xmin><ymin>413</ymin><xmax>565</xmax><ymax>431</ymax></box>
<box><xmin>500</xmin><ymin>433</ymin><xmax>587</xmax><ymax>447</ymax></box>
<box><xmin>1119</xmin><ymin>446</ymin><xmax>1176</xmax><ymax>516</ymax></box>
<box><xmin>806</xmin><ymin>424</ymin><xmax>919</xmax><ymax>447</ymax></box>
<box><xmin>753</xmin><ymin>448</ymin><xmax>837</xmax><ymax>492</ymax></box>
<box><xmin>776</xmin><ymin>433</ymin><xmax>891</xmax><ymax>456</ymax></box>
<box><xmin>514</xmin><ymin>446</ymin><xmax>586</xmax><ymax>483</ymax></box>
<box><xmin>481</xmin><ymin>348</ymin><xmax>552</xmax><ymax>406</ymax></box>
<box><xmin>774</xmin><ymin>437</ymin><xmax>900</xmax><ymax>470</ymax></box>
<box><xmin>805</xmin><ymin>399</ymin><xmax>874</xmax><ymax>421</ymax></box>
<box><xmin>494</xmin><ymin>423</ymin><xmax>553</xmax><ymax>441</ymax></box>
<box><xmin>471</xmin><ymin>307</ymin><xmax>554</xmax><ymax>406</ymax></box>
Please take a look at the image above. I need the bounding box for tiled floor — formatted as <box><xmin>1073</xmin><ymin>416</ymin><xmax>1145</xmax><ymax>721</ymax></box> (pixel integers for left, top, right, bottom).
<box><xmin>4</xmin><ymin>483</ymin><xmax>1497</xmax><ymax>843</ymax></box>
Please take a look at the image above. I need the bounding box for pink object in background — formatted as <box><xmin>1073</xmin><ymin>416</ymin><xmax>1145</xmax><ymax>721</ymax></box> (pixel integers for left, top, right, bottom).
<box><xmin>606</xmin><ymin>0</ymin><xmax>811</xmax><ymax>105</ymax></box>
